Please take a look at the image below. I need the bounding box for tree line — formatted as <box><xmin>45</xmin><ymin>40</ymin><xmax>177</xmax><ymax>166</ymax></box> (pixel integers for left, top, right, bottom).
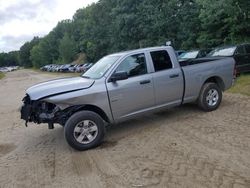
<box><xmin>0</xmin><ymin>0</ymin><xmax>249</xmax><ymax>68</ymax></box>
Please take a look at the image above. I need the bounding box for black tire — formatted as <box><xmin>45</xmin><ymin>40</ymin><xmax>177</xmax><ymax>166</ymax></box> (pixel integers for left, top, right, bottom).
<box><xmin>64</xmin><ymin>111</ymin><xmax>105</xmax><ymax>151</ymax></box>
<box><xmin>198</xmin><ymin>82</ymin><xmax>222</xmax><ymax>112</ymax></box>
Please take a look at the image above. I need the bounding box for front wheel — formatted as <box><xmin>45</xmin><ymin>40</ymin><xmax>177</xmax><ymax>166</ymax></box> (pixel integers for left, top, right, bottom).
<box><xmin>64</xmin><ymin>111</ymin><xmax>105</xmax><ymax>151</ymax></box>
<box><xmin>198</xmin><ymin>82</ymin><xmax>222</xmax><ymax>112</ymax></box>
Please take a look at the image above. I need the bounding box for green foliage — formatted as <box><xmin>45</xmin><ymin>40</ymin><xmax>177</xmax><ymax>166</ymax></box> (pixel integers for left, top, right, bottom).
<box><xmin>197</xmin><ymin>0</ymin><xmax>250</xmax><ymax>47</ymax></box>
<box><xmin>0</xmin><ymin>51</ymin><xmax>19</xmax><ymax>67</ymax></box>
<box><xmin>59</xmin><ymin>33</ymin><xmax>77</xmax><ymax>64</ymax></box>
<box><xmin>30</xmin><ymin>44</ymin><xmax>43</xmax><ymax>68</ymax></box>
<box><xmin>0</xmin><ymin>73</ymin><xmax>5</xmax><ymax>79</ymax></box>
<box><xmin>29</xmin><ymin>20</ymin><xmax>75</xmax><ymax>67</ymax></box>
<box><xmin>228</xmin><ymin>74</ymin><xmax>250</xmax><ymax>96</ymax></box>
<box><xmin>19</xmin><ymin>37</ymin><xmax>40</xmax><ymax>67</ymax></box>
<box><xmin>1</xmin><ymin>0</ymin><xmax>250</xmax><ymax>67</ymax></box>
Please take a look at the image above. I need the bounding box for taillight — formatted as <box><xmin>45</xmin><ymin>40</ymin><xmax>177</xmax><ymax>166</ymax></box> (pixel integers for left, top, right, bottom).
<box><xmin>233</xmin><ymin>63</ymin><xmax>238</xmax><ymax>78</ymax></box>
<box><xmin>233</xmin><ymin>68</ymin><xmax>237</xmax><ymax>78</ymax></box>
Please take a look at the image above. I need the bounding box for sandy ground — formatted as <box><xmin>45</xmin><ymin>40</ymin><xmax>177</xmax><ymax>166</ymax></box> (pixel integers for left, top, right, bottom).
<box><xmin>0</xmin><ymin>69</ymin><xmax>250</xmax><ymax>188</ymax></box>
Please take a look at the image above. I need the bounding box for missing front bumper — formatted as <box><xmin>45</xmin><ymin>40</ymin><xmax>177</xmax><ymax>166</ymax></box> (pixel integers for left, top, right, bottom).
<box><xmin>20</xmin><ymin>104</ymin><xmax>32</xmax><ymax>126</ymax></box>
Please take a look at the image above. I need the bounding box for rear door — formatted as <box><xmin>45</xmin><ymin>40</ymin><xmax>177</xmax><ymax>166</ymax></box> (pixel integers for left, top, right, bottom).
<box><xmin>106</xmin><ymin>53</ymin><xmax>155</xmax><ymax>121</ymax></box>
<box><xmin>149</xmin><ymin>50</ymin><xmax>184</xmax><ymax>107</ymax></box>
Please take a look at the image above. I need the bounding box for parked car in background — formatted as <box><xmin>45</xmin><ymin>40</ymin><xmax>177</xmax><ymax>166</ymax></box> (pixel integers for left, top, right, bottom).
<box><xmin>83</xmin><ymin>63</ymin><xmax>93</xmax><ymax>72</ymax></box>
<box><xmin>57</xmin><ymin>64</ymin><xmax>69</xmax><ymax>72</ymax></box>
<box><xmin>41</xmin><ymin>64</ymin><xmax>54</xmax><ymax>72</ymax></box>
<box><xmin>0</xmin><ymin>67</ymin><xmax>9</xmax><ymax>72</ymax></box>
<box><xmin>5</xmin><ymin>67</ymin><xmax>15</xmax><ymax>71</ymax></box>
<box><xmin>75</xmin><ymin>64</ymin><xmax>85</xmax><ymax>72</ymax></box>
<box><xmin>12</xmin><ymin>66</ymin><xmax>20</xmax><ymax>70</ymax></box>
<box><xmin>55</xmin><ymin>65</ymin><xmax>63</xmax><ymax>72</ymax></box>
<box><xmin>46</xmin><ymin>65</ymin><xmax>53</xmax><ymax>72</ymax></box>
<box><xmin>178</xmin><ymin>49</ymin><xmax>210</xmax><ymax>61</ymax></box>
<box><xmin>68</xmin><ymin>64</ymin><xmax>79</xmax><ymax>72</ymax></box>
<box><xmin>0</xmin><ymin>66</ymin><xmax>19</xmax><ymax>72</ymax></box>
<box><xmin>49</xmin><ymin>65</ymin><xmax>59</xmax><ymax>72</ymax></box>
<box><xmin>207</xmin><ymin>44</ymin><xmax>250</xmax><ymax>74</ymax></box>
<box><xmin>80</xmin><ymin>63</ymin><xmax>90</xmax><ymax>72</ymax></box>
<box><xmin>76</xmin><ymin>63</ymin><xmax>93</xmax><ymax>72</ymax></box>
<box><xmin>40</xmin><ymin>65</ymin><xmax>48</xmax><ymax>71</ymax></box>
<box><xmin>175</xmin><ymin>50</ymin><xmax>186</xmax><ymax>57</ymax></box>
<box><xmin>40</xmin><ymin>63</ymin><xmax>89</xmax><ymax>73</ymax></box>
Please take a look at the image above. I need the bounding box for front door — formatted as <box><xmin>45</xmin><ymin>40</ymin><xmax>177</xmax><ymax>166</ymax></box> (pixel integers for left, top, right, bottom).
<box><xmin>106</xmin><ymin>53</ymin><xmax>154</xmax><ymax>121</ymax></box>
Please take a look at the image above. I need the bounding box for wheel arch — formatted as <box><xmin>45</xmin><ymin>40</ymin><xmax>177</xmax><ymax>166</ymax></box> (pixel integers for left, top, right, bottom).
<box><xmin>203</xmin><ymin>76</ymin><xmax>225</xmax><ymax>91</ymax></box>
<box><xmin>64</xmin><ymin>104</ymin><xmax>111</xmax><ymax>123</ymax></box>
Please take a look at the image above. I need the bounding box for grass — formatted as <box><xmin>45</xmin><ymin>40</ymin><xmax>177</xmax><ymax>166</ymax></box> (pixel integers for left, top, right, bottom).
<box><xmin>227</xmin><ymin>74</ymin><xmax>250</xmax><ymax>96</ymax></box>
<box><xmin>0</xmin><ymin>72</ymin><xmax>5</xmax><ymax>80</ymax></box>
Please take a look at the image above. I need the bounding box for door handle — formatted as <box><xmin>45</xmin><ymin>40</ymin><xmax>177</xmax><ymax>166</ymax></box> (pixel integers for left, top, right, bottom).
<box><xmin>169</xmin><ymin>74</ymin><xmax>179</xmax><ymax>78</ymax></box>
<box><xmin>140</xmin><ymin>80</ymin><xmax>151</xmax><ymax>84</ymax></box>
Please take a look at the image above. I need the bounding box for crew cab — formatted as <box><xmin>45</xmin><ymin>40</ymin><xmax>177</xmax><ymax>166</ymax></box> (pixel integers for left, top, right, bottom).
<box><xmin>21</xmin><ymin>46</ymin><xmax>236</xmax><ymax>151</ymax></box>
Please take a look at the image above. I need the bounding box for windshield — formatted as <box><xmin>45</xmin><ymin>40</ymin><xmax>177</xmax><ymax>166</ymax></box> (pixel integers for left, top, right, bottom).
<box><xmin>208</xmin><ymin>46</ymin><xmax>236</xmax><ymax>57</ymax></box>
<box><xmin>179</xmin><ymin>51</ymin><xmax>199</xmax><ymax>59</ymax></box>
<box><xmin>82</xmin><ymin>55</ymin><xmax>121</xmax><ymax>79</ymax></box>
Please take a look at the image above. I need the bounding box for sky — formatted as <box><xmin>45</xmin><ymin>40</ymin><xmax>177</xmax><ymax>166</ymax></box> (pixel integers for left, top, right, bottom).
<box><xmin>0</xmin><ymin>0</ymin><xmax>98</xmax><ymax>52</ymax></box>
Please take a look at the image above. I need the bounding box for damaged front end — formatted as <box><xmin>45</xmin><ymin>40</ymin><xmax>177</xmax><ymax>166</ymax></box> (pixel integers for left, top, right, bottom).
<box><xmin>20</xmin><ymin>94</ymin><xmax>67</xmax><ymax>129</ymax></box>
<box><xmin>20</xmin><ymin>76</ymin><xmax>96</xmax><ymax>129</ymax></box>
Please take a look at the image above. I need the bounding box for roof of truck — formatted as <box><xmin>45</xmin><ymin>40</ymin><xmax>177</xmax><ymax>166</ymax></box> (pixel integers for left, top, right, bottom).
<box><xmin>109</xmin><ymin>46</ymin><xmax>172</xmax><ymax>57</ymax></box>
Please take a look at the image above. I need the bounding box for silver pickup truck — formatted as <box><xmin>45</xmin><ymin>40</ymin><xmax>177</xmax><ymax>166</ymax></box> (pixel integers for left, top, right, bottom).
<box><xmin>21</xmin><ymin>46</ymin><xmax>236</xmax><ymax>150</ymax></box>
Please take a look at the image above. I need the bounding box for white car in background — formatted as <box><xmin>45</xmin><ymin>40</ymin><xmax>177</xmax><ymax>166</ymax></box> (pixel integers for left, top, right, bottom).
<box><xmin>6</xmin><ymin>67</ymin><xmax>15</xmax><ymax>71</ymax></box>
<box><xmin>0</xmin><ymin>67</ymin><xmax>10</xmax><ymax>72</ymax></box>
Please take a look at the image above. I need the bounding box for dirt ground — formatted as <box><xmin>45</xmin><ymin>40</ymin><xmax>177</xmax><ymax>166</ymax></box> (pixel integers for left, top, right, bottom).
<box><xmin>0</xmin><ymin>69</ymin><xmax>250</xmax><ymax>188</ymax></box>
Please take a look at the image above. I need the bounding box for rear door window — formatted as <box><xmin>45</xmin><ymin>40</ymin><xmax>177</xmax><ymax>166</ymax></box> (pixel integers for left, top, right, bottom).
<box><xmin>150</xmin><ymin>50</ymin><xmax>172</xmax><ymax>72</ymax></box>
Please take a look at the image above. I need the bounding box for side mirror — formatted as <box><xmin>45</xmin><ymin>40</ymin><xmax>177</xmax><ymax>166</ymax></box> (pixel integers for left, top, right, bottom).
<box><xmin>109</xmin><ymin>71</ymin><xmax>128</xmax><ymax>82</ymax></box>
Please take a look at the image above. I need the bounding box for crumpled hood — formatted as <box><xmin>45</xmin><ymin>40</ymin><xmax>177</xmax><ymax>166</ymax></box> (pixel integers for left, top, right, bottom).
<box><xmin>26</xmin><ymin>77</ymin><xmax>94</xmax><ymax>100</ymax></box>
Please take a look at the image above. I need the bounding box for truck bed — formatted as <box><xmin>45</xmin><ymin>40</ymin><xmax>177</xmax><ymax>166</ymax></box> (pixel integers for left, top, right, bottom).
<box><xmin>179</xmin><ymin>57</ymin><xmax>227</xmax><ymax>67</ymax></box>
<box><xmin>180</xmin><ymin>57</ymin><xmax>235</xmax><ymax>104</ymax></box>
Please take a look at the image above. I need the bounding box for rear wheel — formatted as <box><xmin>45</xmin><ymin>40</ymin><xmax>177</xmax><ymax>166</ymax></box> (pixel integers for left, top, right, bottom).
<box><xmin>64</xmin><ymin>111</ymin><xmax>105</xmax><ymax>151</ymax></box>
<box><xmin>198</xmin><ymin>82</ymin><xmax>222</xmax><ymax>111</ymax></box>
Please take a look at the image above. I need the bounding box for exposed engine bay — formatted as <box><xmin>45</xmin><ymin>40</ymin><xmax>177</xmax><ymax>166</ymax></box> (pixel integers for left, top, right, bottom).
<box><xmin>21</xmin><ymin>95</ymin><xmax>67</xmax><ymax>129</ymax></box>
